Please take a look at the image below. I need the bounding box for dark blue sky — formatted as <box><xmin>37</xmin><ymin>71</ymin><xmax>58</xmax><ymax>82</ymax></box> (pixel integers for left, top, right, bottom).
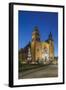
<box><xmin>18</xmin><ymin>11</ymin><xmax>58</xmax><ymax>56</ymax></box>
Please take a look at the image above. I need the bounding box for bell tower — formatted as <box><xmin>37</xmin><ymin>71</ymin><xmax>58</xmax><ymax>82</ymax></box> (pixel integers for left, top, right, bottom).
<box><xmin>32</xmin><ymin>26</ymin><xmax>40</xmax><ymax>42</ymax></box>
<box><xmin>48</xmin><ymin>32</ymin><xmax>54</xmax><ymax>61</ymax></box>
<box><xmin>31</xmin><ymin>26</ymin><xmax>41</xmax><ymax>63</ymax></box>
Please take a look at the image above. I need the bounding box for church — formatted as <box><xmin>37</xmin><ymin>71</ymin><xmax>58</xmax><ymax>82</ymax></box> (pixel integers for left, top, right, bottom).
<box><xmin>19</xmin><ymin>26</ymin><xmax>54</xmax><ymax>64</ymax></box>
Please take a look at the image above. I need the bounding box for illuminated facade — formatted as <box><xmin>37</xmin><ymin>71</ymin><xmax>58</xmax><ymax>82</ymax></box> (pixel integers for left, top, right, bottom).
<box><xmin>19</xmin><ymin>26</ymin><xmax>54</xmax><ymax>64</ymax></box>
<box><xmin>31</xmin><ymin>26</ymin><xmax>54</xmax><ymax>64</ymax></box>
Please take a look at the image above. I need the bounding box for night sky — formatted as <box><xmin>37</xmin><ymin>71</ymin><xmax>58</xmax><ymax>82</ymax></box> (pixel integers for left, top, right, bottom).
<box><xmin>18</xmin><ymin>11</ymin><xmax>58</xmax><ymax>56</ymax></box>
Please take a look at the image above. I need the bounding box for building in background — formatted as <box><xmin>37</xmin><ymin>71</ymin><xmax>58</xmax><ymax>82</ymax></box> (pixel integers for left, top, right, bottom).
<box><xmin>19</xmin><ymin>26</ymin><xmax>55</xmax><ymax>64</ymax></box>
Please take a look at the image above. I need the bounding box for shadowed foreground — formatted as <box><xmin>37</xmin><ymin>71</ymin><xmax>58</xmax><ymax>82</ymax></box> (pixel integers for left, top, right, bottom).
<box><xmin>19</xmin><ymin>64</ymin><xmax>58</xmax><ymax>79</ymax></box>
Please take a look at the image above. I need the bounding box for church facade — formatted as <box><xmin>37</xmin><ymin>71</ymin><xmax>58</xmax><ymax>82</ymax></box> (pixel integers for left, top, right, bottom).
<box><xmin>19</xmin><ymin>26</ymin><xmax>54</xmax><ymax>64</ymax></box>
